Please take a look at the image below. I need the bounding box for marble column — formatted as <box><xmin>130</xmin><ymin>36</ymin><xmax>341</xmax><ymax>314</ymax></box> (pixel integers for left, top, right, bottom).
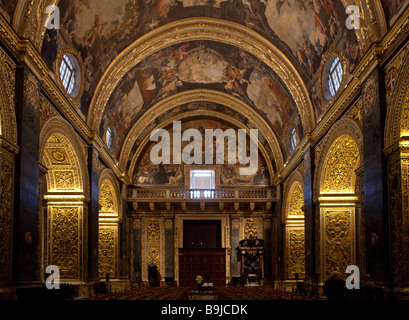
<box><xmin>87</xmin><ymin>146</ymin><xmax>100</xmax><ymax>280</ymax></box>
<box><xmin>303</xmin><ymin>148</ymin><xmax>315</xmax><ymax>278</ymax></box>
<box><xmin>12</xmin><ymin>65</ymin><xmax>41</xmax><ymax>282</ymax></box>
<box><xmin>361</xmin><ymin>68</ymin><xmax>390</xmax><ymax>282</ymax></box>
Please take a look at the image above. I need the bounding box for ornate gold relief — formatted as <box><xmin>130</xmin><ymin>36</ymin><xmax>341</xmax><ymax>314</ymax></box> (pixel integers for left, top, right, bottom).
<box><xmin>287</xmin><ymin>228</ymin><xmax>305</xmax><ymax>279</ymax></box>
<box><xmin>50</xmin><ymin>207</ymin><xmax>80</xmax><ymax>280</ymax></box>
<box><xmin>147</xmin><ymin>218</ymin><xmax>161</xmax><ymax>268</ymax></box>
<box><xmin>0</xmin><ymin>47</ymin><xmax>17</xmax><ymax>145</ymax></box>
<box><xmin>54</xmin><ymin>170</ymin><xmax>75</xmax><ymax>190</ymax></box>
<box><xmin>48</xmin><ymin>148</ymin><xmax>70</xmax><ymax>165</ymax></box>
<box><xmin>19</xmin><ymin>0</ymin><xmax>59</xmax><ymax>50</ymax></box>
<box><xmin>98</xmin><ymin>226</ymin><xmax>118</xmax><ymax>279</ymax></box>
<box><xmin>385</xmin><ymin>44</ymin><xmax>408</xmax><ymax>104</ymax></box>
<box><xmin>99</xmin><ymin>180</ymin><xmax>115</xmax><ymax>214</ymax></box>
<box><xmin>288</xmin><ymin>182</ymin><xmax>304</xmax><ymax>217</ymax></box>
<box><xmin>385</xmin><ymin>48</ymin><xmax>409</xmax><ymax>148</ymax></box>
<box><xmin>24</xmin><ymin>72</ymin><xmax>41</xmax><ymax>112</ymax></box>
<box><xmin>165</xmin><ymin>219</ymin><xmax>173</xmax><ymax>230</ymax></box>
<box><xmin>345</xmin><ymin>99</ymin><xmax>363</xmax><ymax>127</ymax></box>
<box><xmin>0</xmin><ymin>150</ymin><xmax>14</xmax><ymax>281</ymax></box>
<box><xmin>42</xmin><ymin>133</ymin><xmax>83</xmax><ymax>192</ymax></box>
<box><xmin>133</xmin><ymin>219</ymin><xmax>141</xmax><ymax>230</ymax></box>
<box><xmin>241</xmin><ymin>218</ymin><xmax>261</xmax><ymax>239</ymax></box>
<box><xmin>321</xmin><ymin>135</ymin><xmax>360</xmax><ymax>194</ymax></box>
<box><xmin>323</xmin><ymin>209</ymin><xmax>353</xmax><ymax>278</ymax></box>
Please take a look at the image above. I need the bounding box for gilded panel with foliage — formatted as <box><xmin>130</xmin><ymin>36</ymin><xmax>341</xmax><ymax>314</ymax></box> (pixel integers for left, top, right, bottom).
<box><xmin>321</xmin><ymin>135</ymin><xmax>360</xmax><ymax>194</ymax></box>
<box><xmin>50</xmin><ymin>207</ymin><xmax>80</xmax><ymax>280</ymax></box>
<box><xmin>323</xmin><ymin>209</ymin><xmax>353</xmax><ymax>277</ymax></box>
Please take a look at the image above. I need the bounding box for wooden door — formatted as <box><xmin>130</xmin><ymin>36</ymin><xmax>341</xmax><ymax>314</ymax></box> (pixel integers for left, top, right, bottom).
<box><xmin>178</xmin><ymin>248</ymin><xmax>226</xmax><ymax>287</ymax></box>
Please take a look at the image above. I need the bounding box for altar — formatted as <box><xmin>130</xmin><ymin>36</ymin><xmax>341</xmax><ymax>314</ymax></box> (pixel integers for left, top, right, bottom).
<box><xmin>237</xmin><ymin>236</ymin><xmax>264</xmax><ymax>286</ymax></box>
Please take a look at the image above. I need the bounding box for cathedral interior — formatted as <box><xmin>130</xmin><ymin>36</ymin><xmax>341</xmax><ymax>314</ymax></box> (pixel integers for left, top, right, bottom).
<box><xmin>1</xmin><ymin>0</ymin><xmax>409</xmax><ymax>302</ymax></box>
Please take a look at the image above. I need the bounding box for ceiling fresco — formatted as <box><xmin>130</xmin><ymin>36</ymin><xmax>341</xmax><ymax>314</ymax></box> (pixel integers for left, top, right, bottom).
<box><xmin>0</xmin><ymin>0</ymin><xmax>398</xmax><ymax>175</ymax></box>
<box><xmin>381</xmin><ymin>0</ymin><xmax>409</xmax><ymax>26</ymax></box>
<box><xmin>98</xmin><ymin>41</ymin><xmax>302</xmax><ymax>162</ymax></box>
<box><xmin>0</xmin><ymin>1</ymin><xmax>17</xmax><ymax>21</ymax></box>
<box><xmin>41</xmin><ymin>0</ymin><xmax>359</xmax><ymax>119</ymax></box>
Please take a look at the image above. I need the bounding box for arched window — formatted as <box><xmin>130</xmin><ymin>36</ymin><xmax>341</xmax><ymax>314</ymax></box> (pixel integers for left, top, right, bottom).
<box><xmin>328</xmin><ymin>57</ymin><xmax>343</xmax><ymax>97</ymax></box>
<box><xmin>106</xmin><ymin>126</ymin><xmax>117</xmax><ymax>152</ymax></box>
<box><xmin>288</xmin><ymin>127</ymin><xmax>297</xmax><ymax>153</ymax></box>
<box><xmin>59</xmin><ymin>55</ymin><xmax>76</xmax><ymax>95</ymax></box>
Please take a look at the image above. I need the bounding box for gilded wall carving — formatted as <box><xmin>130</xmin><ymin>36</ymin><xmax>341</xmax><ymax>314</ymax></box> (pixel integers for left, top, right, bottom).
<box><xmin>362</xmin><ymin>73</ymin><xmax>379</xmax><ymax>119</ymax></box>
<box><xmin>284</xmin><ymin>178</ymin><xmax>305</xmax><ymax>280</ymax></box>
<box><xmin>43</xmin><ymin>134</ymin><xmax>83</xmax><ymax>192</ymax></box>
<box><xmin>24</xmin><ymin>72</ymin><xmax>41</xmax><ymax>112</ymax></box>
<box><xmin>50</xmin><ymin>207</ymin><xmax>80</xmax><ymax>280</ymax></box>
<box><xmin>98</xmin><ymin>226</ymin><xmax>117</xmax><ymax>278</ymax></box>
<box><xmin>385</xmin><ymin>43</ymin><xmax>408</xmax><ymax>104</ymax></box>
<box><xmin>54</xmin><ymin>170</ymin><xmax>75</xmax><ymax>190</ymax></box>
<box><xmin>99</xmin><ymin>180</ymin><xmax>115</xmax><ymax>214</ymax></box>
<box><xmin>0</xmin><ymin>150</ymin><xmax>14</xmax><ymax>281</ymax></box>
<box><xmin>287</xmin><ymin>228</ymin><xmax>305</xmax><ymax>280</ymax></box>
<box><xmin>314</xmin><ymin>119</ymin><xmax>363</xmax><ymax>198</ymax></box>
<box><xmin>323</xmin><ymin>210</ymin><xmax>353</xmax><ymax>277</ymax></box>
<box><xmin>288</xmin><ymin>182</ymin><xmax>304</xmax><ymax>217</ymax></box>
<box><xmin>19</xmin><ymin>0</ymin><xmax>59</xmax><ymax>50</ymax></box>
<box><xmin>0</xmin><ymin>47</ymin><xmax>17</xmax><ymax>145</ymax></box>
<box><xmin>241</xmin><ymin>218</ymin><xmax>259</xmax><ymax>239</ymax></box>
<box><xmin>345</xmin><ymin>99</ymin><xmax>363</xmax><ymax>128</ymax></box>
<box><xmin>133</xmin><ymin>219</ymin><xmax>141</xmax><ymax>230</ymax></box>
<box><xmin>147</xmin><ymin>218</ymin><xmax>161</xmax><ymax>269</ymax></box>
<box><xmin>385</xmin><ymin>47</ymin><xmax>409</xmax><ymax>148</ymax></box>
<box><xmin>321</xmin><ymin>135</ymin><xmax>360</xmax><ymax>194</ymax></box>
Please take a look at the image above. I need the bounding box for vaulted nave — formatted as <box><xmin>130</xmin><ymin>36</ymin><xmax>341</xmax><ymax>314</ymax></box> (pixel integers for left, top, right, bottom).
<box><xmin>1</xmin><ymin>0</ymin><xmax>409</xmax><ymax>302</ymax></box>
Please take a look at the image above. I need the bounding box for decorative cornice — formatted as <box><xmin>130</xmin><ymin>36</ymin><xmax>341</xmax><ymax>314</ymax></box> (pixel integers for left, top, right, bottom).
<box><xmin>0</xmin><ymin>136</ymin><xmax>19</xmax><ymax>155</ymax></box>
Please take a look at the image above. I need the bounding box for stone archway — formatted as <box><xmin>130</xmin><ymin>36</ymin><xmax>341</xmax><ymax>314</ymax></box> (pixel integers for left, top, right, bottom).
<box><xmin>39</xmin><ymin>117</ymin><xmax>89</xmax><ymax>282</ymax></box>
<box><xmin>283</xmin><ymin>177</ymin><xmax>305</xmax><ymax>281</ymax></box>
<box><xmin>98</xmin><ymin>170</ymin><xmax>121</xmax><ymax>280</ymax></box>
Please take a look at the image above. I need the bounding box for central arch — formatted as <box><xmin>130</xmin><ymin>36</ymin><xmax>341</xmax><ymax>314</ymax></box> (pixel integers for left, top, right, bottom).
<box><xmin>119</xmin><ymin>89</ymin><xmax>285</xmax><ymax>173</ymax></box>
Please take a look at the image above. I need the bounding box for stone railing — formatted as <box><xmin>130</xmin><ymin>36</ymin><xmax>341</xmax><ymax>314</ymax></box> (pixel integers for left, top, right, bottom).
<box><xmin>127</xmin><ymin>188</ymin><xmax>275</xmax><ymax>201</ymax></box>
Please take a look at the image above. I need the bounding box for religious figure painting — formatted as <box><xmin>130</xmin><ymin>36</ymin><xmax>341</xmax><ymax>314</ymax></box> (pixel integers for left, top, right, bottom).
<box><xmin>382</xmin><ymin>0</ymin><xmax>409</xmax><ymax>26</ymax></box>
<box><xmin>0</xmin><ymin>0</ymin><xmax>17</xmax><ymax>20</ymax></box>
<box><xmin>99</xmin><ymin>41</ymin><xmax>301</xmax><ymax>161</ymax></box>
<box><xmin>133</xmin><ymin>118</ymin><xmax>271</xmax><ymax>187</ymax></box>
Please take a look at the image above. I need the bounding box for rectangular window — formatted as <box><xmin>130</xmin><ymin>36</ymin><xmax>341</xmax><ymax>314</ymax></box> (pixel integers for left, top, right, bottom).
<box><xmin>190</xmin><ymin>170</ymin><xmax>215</xmax><ymax>198</ymax></box>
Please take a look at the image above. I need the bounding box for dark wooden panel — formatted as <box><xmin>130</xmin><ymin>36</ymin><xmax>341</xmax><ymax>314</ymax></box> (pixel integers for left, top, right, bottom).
<box><xmin>178</xmin><ymin>248</ymin><xmax>226</xmax><ymax>287</ymax></box>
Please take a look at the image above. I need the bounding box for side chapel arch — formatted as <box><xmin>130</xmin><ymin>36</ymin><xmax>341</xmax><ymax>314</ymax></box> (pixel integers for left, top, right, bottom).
<box><xmin>314</xmin><ymin>118</ymin><xmax>363</xmax><ymax>282</ymax></box>
<box><xmin>39</xmin><ymin>116</ymin><xmax>89</xmax><ymax>281</ymax></box>
<box><xmin>283</xmin><ymin>170</ymin><xmax>305</xmax><ymax>280</ymax></box>
<box><xmin>384</xmin><ymin>49</ymin><xmax>409</xmax><ymax>288</ymax></box>
<box><xmin>98</xmin><ymin>168</ymin><xmax>121</xmax><ymax>280</ymax></box>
